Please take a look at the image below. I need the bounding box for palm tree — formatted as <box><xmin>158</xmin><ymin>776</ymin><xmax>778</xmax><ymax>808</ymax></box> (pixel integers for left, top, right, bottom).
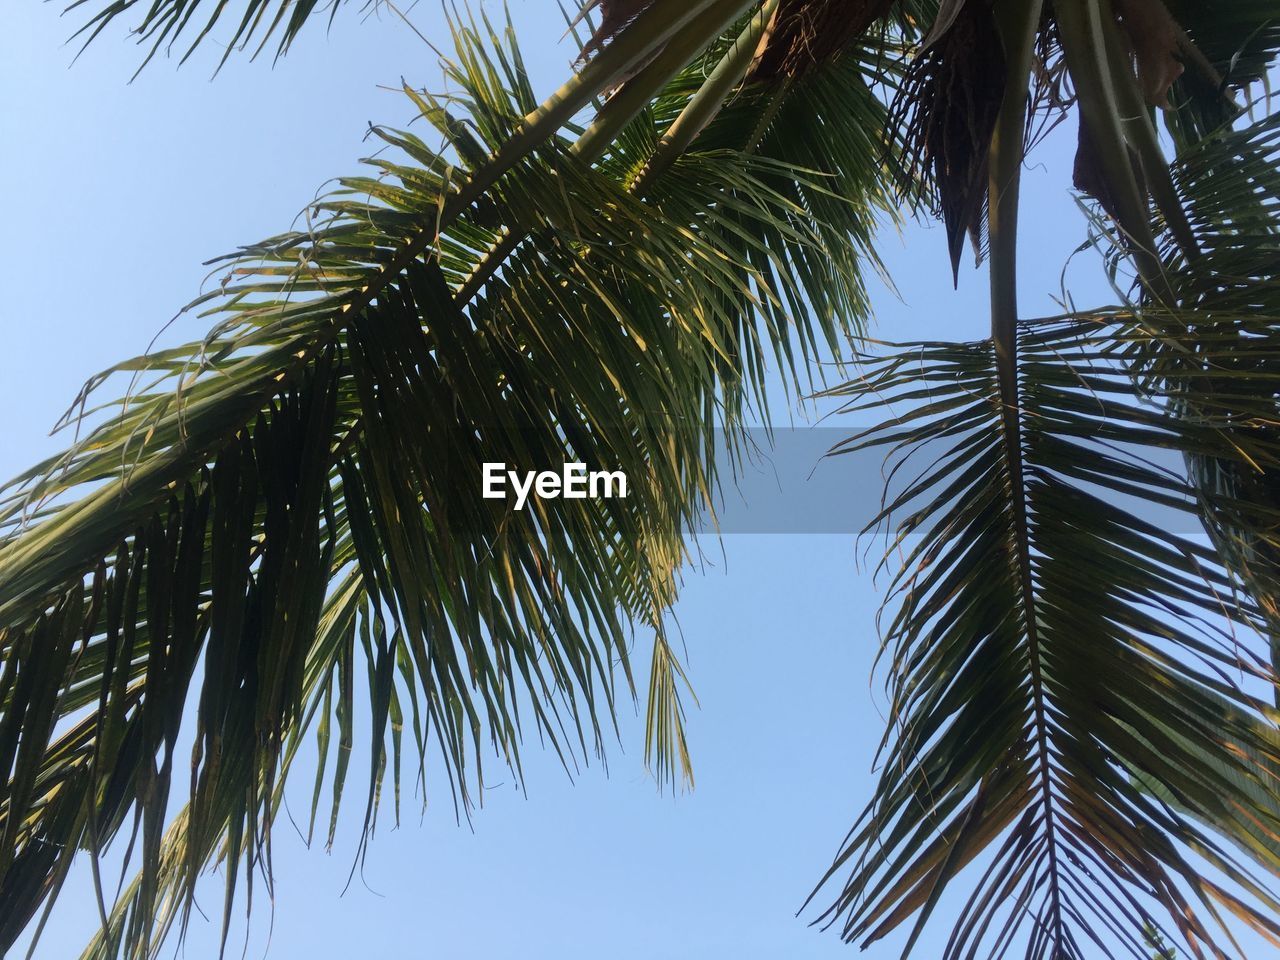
<box><xmin>3</xmin><ymin>0</ymin><xmax>1280</xmax><ymax>957</ymax></box>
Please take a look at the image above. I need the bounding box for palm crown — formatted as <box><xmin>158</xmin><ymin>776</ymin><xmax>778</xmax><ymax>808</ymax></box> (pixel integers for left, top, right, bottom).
<box><xmin>4</xmin><ymin>1</ymin><xmax>1280</xmax><ymax>958</ymax></box>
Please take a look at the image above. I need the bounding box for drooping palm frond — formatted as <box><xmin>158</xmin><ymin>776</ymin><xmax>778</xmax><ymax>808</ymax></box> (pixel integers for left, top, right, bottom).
<box><xmin>806</xmin><ymin>1</ymin><xmax>1280</xmax><ymax>957</ymax></box>
<box><xmin>1152</xmin><ymin>111</ymin><xmax>1280</xmax><ymax>674</ymax></box>
<box><xmin>890</xmin><ymin>0</ymin><xmax>1009</xmax><ymax>280</ymax></box>
<box><xmin>1159</xmin><ymin>0</ymin><xmax>1280</xmax><ymax>145</ymax></box>
<box><xmin>63</xmin><ymin>0</ymin><xmax>761</xmax><ymax>73</ymax></box>
<box><xmin>811</xmin><ymin>310</ymin><xmax>1280</xmax><ymax>959</ymax></box>
<box><xmin>62</xmin><ymin>0</ymin><xmax>358</xmax><ymax>71</ymax></box>
<box><xmin>1</xmin><ymin>7</ymin><xmax>905</xmax><ymax>957</ymax></box>
<box><xmin>58</xmin><ymin>0</ymin><xmax>930</xmax><ymax>80</ymax></box>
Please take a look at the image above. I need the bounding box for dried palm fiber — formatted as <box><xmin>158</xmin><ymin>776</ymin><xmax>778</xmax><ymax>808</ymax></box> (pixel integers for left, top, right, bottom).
<box><xmin>581</xmin><ymin>0</ymin><xmax>896</xmax><ymax>80</ymax></box>
<box><xmin>747</xmin><ymin>0</ymin><xmax>896</xmax><ymax>80</ymax></box>
<box><xmin>580</xmin><ymin>0</ymin><xmax>662</xmax><ymax>58</ymax></box>
<box><xmin>890</xmin><ymin>0</ymin><xmax>1006</xmax><ymax>283</ymax></box>
<box><xmin>1113</xmin><ymin>0</ymin><xmax>1185</xmax><ymax>108</ymax></box>
<box><xmin>1025</xmin><ymin>12</ymin><xmax>1072</xmax><ymax>149</ymax></box>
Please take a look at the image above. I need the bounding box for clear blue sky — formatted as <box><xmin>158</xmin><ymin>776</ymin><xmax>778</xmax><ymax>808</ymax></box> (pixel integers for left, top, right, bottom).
<box><xmin>0</xmin><ymin>4</ymin><xmax>1220</xmax><ymax>958</ymax></box>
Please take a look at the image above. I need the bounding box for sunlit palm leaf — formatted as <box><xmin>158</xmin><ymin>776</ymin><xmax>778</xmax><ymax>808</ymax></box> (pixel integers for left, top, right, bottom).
<box><xmin>63</xmin><ymin>0</ymin><xmax>358</xmax><ymax>71</ymax></box>
<box><xmin>0</xmin><ymin>8</ymin><xmax>899</xmax><ymax>958</ymax></box>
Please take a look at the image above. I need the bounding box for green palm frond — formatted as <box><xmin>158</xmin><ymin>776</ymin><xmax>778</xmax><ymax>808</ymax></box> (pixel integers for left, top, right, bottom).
<box><xmin>0</xmin><ymin>9</ymin><xmax>900</xmax><ymax>958</ymax></box>
<box><xmin>1148</xmin><ymin>112</ymin><xmax>1280</xmax><ymax>665</ymax></box>
<box><xmin>806</xmin><ymin>3</ymin><xmax>1280</xmax><ymax>957</ymax></box>
<box><xmin>1133</xmin><ymin>685</ymin><xmax>1280</xmax><ymax>879</ymax></box>
<box><xmin>811</xmin><ymin>310</ymin><xmax>1280</xmax><ymax>959</ymax></box>
<box><xmin>63</xmin><ymin>0</ymin><xmax>739</xmax><ymax>73</ymax></box>
<box><xmin>1160</xmin><ymin>0</ymin><xmax>1280</xmax><ymax>144</ymax></box>
<box><xmin>63</xmin><ymin>0</ymin><xmax>358</xmax><ymax>71</ymax></box>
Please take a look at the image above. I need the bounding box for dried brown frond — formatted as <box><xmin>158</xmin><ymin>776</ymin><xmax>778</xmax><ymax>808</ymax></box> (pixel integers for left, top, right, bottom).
<box><xmin>1113</xmin><ymin>0</ymin><xmax>1185</xmax><ymax>108</ymax></box>
<box><xmin>889</xmin><ymin>0</ymin><xmax>1006</xmax><ymax>283</ymax></box>
<box><xmin>1026</xmin><ymin>10</ymin><xmax>1072</xmax><ymax>152</ymax></box>
<box><xmin>747</xmin><ymin>0</ymin><xmax>896</xmax><ymax>80</ymax></box>
<box><xmin>579</xmin><ymin>0</ymin><xmax>660</xmax><ymax>59</ymax></box>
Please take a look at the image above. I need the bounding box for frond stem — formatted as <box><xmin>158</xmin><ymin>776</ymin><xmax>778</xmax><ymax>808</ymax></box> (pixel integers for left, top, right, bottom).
<box><xmin>631</xmin><ymin>0</ymin><xmax>778</xmax><ymax>191</ymax></box>
<box><xmin>453</xmin><ymin>0</ymin><xmax>757</xmax><ymax>304</ymax></box>
<box><xmin>988</xmin><ymin>0</ymin><xmax>1064</xmax><ymax>947</ymax></box>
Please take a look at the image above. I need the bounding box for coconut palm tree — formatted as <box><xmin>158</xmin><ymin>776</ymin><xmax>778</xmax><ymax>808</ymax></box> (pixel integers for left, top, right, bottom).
<box><xmin>4</xmin><ymin>0</ymin><xmax>1280</xmax><ymax>958</ymax></box>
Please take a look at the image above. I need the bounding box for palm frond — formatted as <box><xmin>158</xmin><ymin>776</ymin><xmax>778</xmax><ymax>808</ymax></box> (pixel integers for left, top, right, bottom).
<box><xmin>0</xmin><ymin>11</ymin><xmax>897</xmax><ymax>957</ymax></box>
<box><xmin>815</xmin><ymin>4</ymin><xmax>1280</xmax><ymax>956</ymax></box>
<box><xmin>1149</xmin><ymin>111</ymin><xmax>1280</xmax><ymax>676</ymax></box>
<box><xmin>62</xmin><ymin>0</ymin><xmax>359</xmax><ymax>72</ymax></box>
<box><xmin>891</xmin><ymin>0</ymin><xmax>1008</xmax><ymax>281</ymax></box>
<box><xmin>811</xmin><ymin>310</ymin><xmax>1280</xmax><ymax>959</ymax></box>
<box><xmin>1160</xmin><ymin>0</ymin><xmax>1280</xmax><ymax>144</ymax></box>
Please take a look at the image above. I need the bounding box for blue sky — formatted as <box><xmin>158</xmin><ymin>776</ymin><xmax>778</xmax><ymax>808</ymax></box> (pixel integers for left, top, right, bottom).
<box><xmin>0</xmin><ymin>3</ymin><xmax>1215</xmax><ymax>958</ymax></box>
